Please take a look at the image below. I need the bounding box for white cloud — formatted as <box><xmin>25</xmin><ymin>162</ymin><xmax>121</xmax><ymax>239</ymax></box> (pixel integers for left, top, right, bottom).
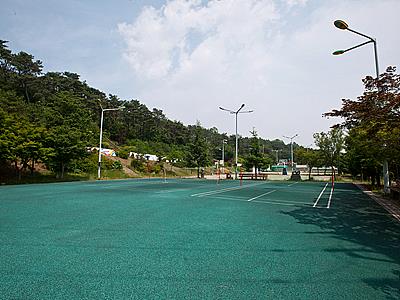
<box><xmin>118</xmin><ymin>0</ymin><xmax>279</xmax><ymax>79</ymax></box>
<box><xmin>117</xmin><ymin>0</ymin><xmax>400</xmax><ymax>146</ymax></box>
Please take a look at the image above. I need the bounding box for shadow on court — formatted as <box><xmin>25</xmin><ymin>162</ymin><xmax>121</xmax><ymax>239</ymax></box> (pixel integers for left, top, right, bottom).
<box><xmin>282</xmin><ymin>183</ymin><xmax>400</xmax><ymax>299</ymax></box>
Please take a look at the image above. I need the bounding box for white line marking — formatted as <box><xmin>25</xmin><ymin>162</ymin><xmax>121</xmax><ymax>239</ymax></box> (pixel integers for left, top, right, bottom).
<box><xmin>200</xmin><ymin>195</ymin><xmax>312</xmax><ymax>207</ymax></box>
<box><xmin>313</xmin><ymin>183</ymin><xmax>328</xmax><ymax>207</ymax></box>
<box><xmin>190</xmin><ymin>182</ymin><xmax>264</xmax><ymax>197</ymax></box>
<box><xmin>252</xmin><ymin>200</ymin><xmax>312</xmax><ymax>207</ymax></box>
<box><xmin>156</xmin><ymin>189</ymin><xmax>190</xmax><ymax>194</ymax></box>
<box><xmin>288</xmin><ymin>182</ymin><xmax>299</xmax><ymax>187</ymax></box>
<box><xmin>327</xmin><ymin>185</ymin><xmax>334</xmax><ymax>208</ymax></box>
<box><xmin>247</xmin><ymin>190</ymin><xmax>277</xmax><ymax>201</ymax></box>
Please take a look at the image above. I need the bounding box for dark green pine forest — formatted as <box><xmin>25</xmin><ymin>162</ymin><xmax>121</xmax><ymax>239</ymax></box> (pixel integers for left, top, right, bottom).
<box><xmin>3</xmin><ymin>40</ymin><xmax>399</xmax><ymax>185</ymax></box>
<box><xmin>0</xmin><ymin>41</ymin><xmax>296</xmax><ymax>182</ymax></box>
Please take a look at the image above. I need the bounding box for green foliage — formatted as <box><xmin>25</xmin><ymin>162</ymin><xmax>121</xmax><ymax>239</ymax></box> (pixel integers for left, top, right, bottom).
<box><xmin>295</xmin><ymin>147</ymin><xmax>322</xmax><ymax>179</ymax></box>
<box><xmin>313</xmin><ymin>127</ymin><xmax>344</xmax><ymax>172</ymax></box>
<box><xmin>112</xmin><ymin>160</ymin><xmax>123</xmax><ymax>170</ymax></box>
<box><xmin>325</xmin><ymin>67</ymin><xmax>400</xmax><ymax>184</ymax></box>
<box><xmin>242</xmin><ymin>129</ymin><xmax>272</xmax><ymax>172</ymax></box>
<box><xmin>0</xmin><ymin>40</ymin><xmax>308</xmax><ymax>182</ymax></box>
<box><xmin>69</xmin><ymin>153</ymin><xmax>98</xmax><ymax>173</ymax></box>
<box><xmin>187</xmin><ymin>122</ymin><xmax>211</xmax><ymax>177</ymax></box>
<box><xmin>117</xmin><ymin>146</ymin><xmax>135</xmax><ymax>159</ymax></box>
<box><xmin>130</xmin><ymin>158</ymin><xmax>146</xmax><ymax>172</ymax></box>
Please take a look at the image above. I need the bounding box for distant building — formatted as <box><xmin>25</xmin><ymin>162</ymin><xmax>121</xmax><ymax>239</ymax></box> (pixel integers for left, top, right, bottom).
<box><xmin>89</xmin><ymin>147</ymin><xmax>116</xmax><ymax>157</ymax></box>
<box><xmin>129</xmin><ymin>152</ymin><xmax>160</xmax><ymax>162</ymax></box>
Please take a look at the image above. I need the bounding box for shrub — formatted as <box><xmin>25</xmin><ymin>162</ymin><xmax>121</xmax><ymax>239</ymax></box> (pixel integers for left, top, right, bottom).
<box><xmin>112</xmin><ymin>160</ymin><xmax>123</xmax><ymax>170</ymax></box>
<box><xmin>130</xmin><ymin>159</ymin><xmax>145</xmax><ymax>172</ymax></box>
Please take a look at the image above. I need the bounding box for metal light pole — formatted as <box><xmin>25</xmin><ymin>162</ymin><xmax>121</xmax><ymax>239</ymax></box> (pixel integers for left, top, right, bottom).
<box><xmin>221</xmin><ymin>139</ymin><xmax>227</xmax><ymax>174</ymax></box>
<box><xmin>98</xmin><ymin>103</ymin><xmax>125</xmax><ymax>179</ymax></box>
<box><xmin>333</xmin><ymin>19</ymin><xmax>388</xmax><ymax>193</ymax></box>
<box><xmin>219</xmin><ymin>104</ymin><xmax>253</xmax><ymax>179</ymax></box>
<box><xmin>272</xmin><ymin>149</ymin><xmax>280</xmax><ymax>164</ymax></box>
<box><xmin>283</xmin><ymin>134</ymin><xmax>298</xmax><ymax>171</ymax></box>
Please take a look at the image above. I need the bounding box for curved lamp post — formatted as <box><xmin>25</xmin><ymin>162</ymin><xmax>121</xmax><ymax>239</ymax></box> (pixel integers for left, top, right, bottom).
<box><xmin>333</xmin><ymin>19</ymin><xmax>388</xmax><ymax>193</ymax></box>
<box><xmin>219</xmin><ymin>104</ymin><xmax>253</xmax><ymax>179</ymax></box>
<box><xmin>332</xmin><ymin>19</ymin><xmax>379</xmax><ymax>78</ymax></box>
<box><xmin>98</xmin><ymin>103</ymin><xmax>125</xmax><ymax>179</ymax></box>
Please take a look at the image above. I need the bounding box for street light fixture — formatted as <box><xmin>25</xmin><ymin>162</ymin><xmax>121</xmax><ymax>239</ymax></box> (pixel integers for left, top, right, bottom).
<box><xmin>333</xmin><ymin>19</ymin><xmax>388</xmax><ymax>193</ymax></box>
<box><xmin>98</xmin><ymin>102</ymin><xmax>125</xmax><ymax>179</ymax></box>
<box><xmin>283</xmin><ymin>134</ymin><xmax>298</xmax><ymax>171</ymax></box>
<box><xmin>332</xmin><ymin>19</ymin><xmax>379</xmax><ymax>78</ymax></box>
<box><xmin>219</xmin><ymin>104</ymin><xmax>253</xmax><ymax>179</ymax></box>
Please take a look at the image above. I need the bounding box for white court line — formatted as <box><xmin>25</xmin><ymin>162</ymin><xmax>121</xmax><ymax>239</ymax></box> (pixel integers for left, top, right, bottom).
<box><xmin>313</xmin><ymin>183</ymin><xmax>328</xmax><ymax>207</ymax></box>
<box><xmin>190</xmin><ymin>182</ymin><xmax>264</xmax><ymax>197</ymax></box>
<box><xmin>288</xmin><ymin>182</ymin><xmax>299</xmax><ymax>187</ymax></box>
<box><xmin>156</xmin><ymin>189</ymin><xmax>191</xmax><ymax>194</ymax></box>
<box><xmin>247</xmin><ymin>190</ymin><xmax>277</xmax><ymax>202</ymax></box>
<box><xmin>252</xmin><ymin>199</ymin><xmax>312</xmax><ymax>207</ymax></box>
<box><xmin>327</xmin><ymin>185</ymin><xmax>334</xmax><ymax>208</ymax></box>
<box><xmin>202</xmin><ymin>195</ymin><xmax>312</xmax><ymax>207</ymax></box>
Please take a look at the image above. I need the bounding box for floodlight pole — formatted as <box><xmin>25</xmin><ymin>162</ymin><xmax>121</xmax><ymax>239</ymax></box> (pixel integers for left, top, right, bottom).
<box><xmin>221</xmin><ymin>139</ymin><xmax>226</xmax><ymax>174</ymax></box>
<box><xmin>333</xmin><ymin>19</ymin><xmax>388</xmax><ymax>193</ymax></box>
<box><xmin>283</xmin><ymin>134</ymin><xmax>298</xmax><ymax>171</ymax></box>
<box><xmin>219</xmin><ymin>104</ymin><xmax>253</xmax><ymax>179</ymax></box>
<box><xmin>98</xmin><ymin>103</ymin><xmax>125</xmax><ymax>179</ymax></box>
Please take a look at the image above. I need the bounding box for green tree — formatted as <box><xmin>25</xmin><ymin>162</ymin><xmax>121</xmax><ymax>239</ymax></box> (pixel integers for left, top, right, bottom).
<box><xmin>295</xmin><ymin>148</ymin><xmax>322</xmax><ymax>180</ymax></box>
<box><xmin>243</xmin><ymin>129</ymin><xmax>271</xmax><ymax>173</ymax></box>
<box><xmin>313</xmin><ymin>127</ymin><xmax>344</xmax><ymax>179</ymax></box>
<box><xmin>188</xmin><ymin>122</ymin><xmax>210</xmax><ymax>178</ymax></box>
<box><xmin>325</xmin><ymin>66</ymin><xmax>400</xmax><ymax>184</ymax></box>
<box><xmin>46</xmin><ymin>126</ymin><xmax>88</xmax><ymax>178</ymax></box>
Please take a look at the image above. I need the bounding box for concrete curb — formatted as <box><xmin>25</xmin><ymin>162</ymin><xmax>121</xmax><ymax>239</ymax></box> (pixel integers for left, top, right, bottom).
<box><xmin>355</xmin><ymin>183</ymin><xmax>400</xmax><ymax>222</ymax></box>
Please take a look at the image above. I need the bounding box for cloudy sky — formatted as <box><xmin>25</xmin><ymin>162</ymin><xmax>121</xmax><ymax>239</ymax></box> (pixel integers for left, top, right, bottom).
<box><xmin>1</xmin><ymin>0</ymin><xmax>399</xmax><ymax>146</ymax></box>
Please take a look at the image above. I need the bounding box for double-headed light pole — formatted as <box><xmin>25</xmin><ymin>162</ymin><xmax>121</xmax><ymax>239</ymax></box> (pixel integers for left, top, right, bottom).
<box><xmin>283</xmin><ymin>134</ymin><xmax>298</xmax><ymax>171</ymax></box>
<box><xmin>98</xmin><ymin>103</ymin><xmax>125</xmax><ymax>179</ymax></box>
<box><xmin>332</xmin><ymin>20</ymin><xmax>379</xmax><ymax>78</ymax></box>
<box><xmin>219</xmin><ymin>104</ymin><xmax>253</xmax><ymax>179</ymax></box>
<box><xmin>333</xmin><ymin>19</ymin><xmax>389</xmax><ymax>193</ymax></box>
<box><xmin>221</xmin><ymin>139</ymin><xmax>227</xmax><ymax>174</ymax></box>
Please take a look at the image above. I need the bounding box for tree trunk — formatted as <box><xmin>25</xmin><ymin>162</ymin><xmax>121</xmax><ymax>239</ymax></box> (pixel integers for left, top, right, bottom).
<box><xmin>30</xmin><ymin>159</ymin><xmax>35</xmax><ymax>175</ymax></box>
<box><xmin>61</xmin><ymin>162</ymin><xmax>65</xmax><ymax>179</ymax></box>
<box><xmin>14</xmin><ymin>160</ymin><xmax>21</xmax><ymax>180</ymax></box>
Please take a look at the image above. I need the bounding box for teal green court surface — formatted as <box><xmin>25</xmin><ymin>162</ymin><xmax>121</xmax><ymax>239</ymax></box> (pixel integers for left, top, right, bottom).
<box><xmin>1</xmin><ymin>179</ymin><xmax>399</xmax><ymax>299</ymax></box>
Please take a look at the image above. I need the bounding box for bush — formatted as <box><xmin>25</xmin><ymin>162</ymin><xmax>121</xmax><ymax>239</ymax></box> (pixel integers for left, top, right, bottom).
<box><xmin>118</xmin><ymin>146</ymin><xmax>135</xmax><ymax>159</ymax></box>
<box><xmin>130</xmin><ymin>159</ymin><xmax>145</xmax><ymax>172</ymax></box>
<box><xmin>69</xmin><ymin>153</ymin><xmax>97</xmax><ymax>173</ymax></box>
<box><xmin>152</xmin><ymin>163</ymin><xmax>162</xmax><ymax>174</ymax></box>
<box><xmin>112</xmin><ymin>160</ymin><xmax>123</xmax><ymax>170</ymax></box>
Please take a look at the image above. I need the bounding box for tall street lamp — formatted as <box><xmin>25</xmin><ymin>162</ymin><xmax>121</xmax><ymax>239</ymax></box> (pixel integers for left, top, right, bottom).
<box><xmin>283</xmin><ymin>134</ymin><xmax>298</xmax><ymax>171</ymax></box>
<box><xmin>98</xmin><ymin>103</ymin><xmax>125</xmax><ymax>179</ymax></box>
<box><xmin>221</xmin><ymin>139</ymin><xmax>227</xmax><ymax>174</ymax></box>
<box><xmin>272</xmin><ymin>149</ymin><xmax>280</xmax><ymax>164</ymax></box>
<box><xmin>333</xmin><ymin>19</ymin><xmax>389</xmax><ymax>193</ymax></box>
<box><xmin>219</xmin><ymin>104</ymin><xmax>253</xmax><ymax>179</ymax></box>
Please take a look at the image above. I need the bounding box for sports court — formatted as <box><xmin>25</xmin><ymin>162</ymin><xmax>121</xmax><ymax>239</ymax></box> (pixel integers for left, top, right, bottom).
<box><xmin>1</xmin><ymin>179</ymin><xmax>399</xmax><ymax>299</ymax></box>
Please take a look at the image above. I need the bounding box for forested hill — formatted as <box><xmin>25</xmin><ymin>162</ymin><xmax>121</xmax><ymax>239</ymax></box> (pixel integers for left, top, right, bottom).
<box><xmin>0</xmin><ymin>40</ymin><xmax>294</xmax><ymax>179</ymax></box>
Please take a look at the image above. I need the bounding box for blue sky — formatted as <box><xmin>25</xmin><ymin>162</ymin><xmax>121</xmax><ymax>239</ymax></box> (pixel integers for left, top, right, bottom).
<box><xmin>1</xmin><ymin>0</ymin><xmax>400</xmax><ymax>146</ymax></box>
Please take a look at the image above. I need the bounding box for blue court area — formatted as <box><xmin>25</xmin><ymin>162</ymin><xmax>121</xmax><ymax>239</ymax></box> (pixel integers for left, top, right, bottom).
<box><xmin>0</xmin><ymin>179</ymin><xmax>399</xmax><ymax>299</ymax></box>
